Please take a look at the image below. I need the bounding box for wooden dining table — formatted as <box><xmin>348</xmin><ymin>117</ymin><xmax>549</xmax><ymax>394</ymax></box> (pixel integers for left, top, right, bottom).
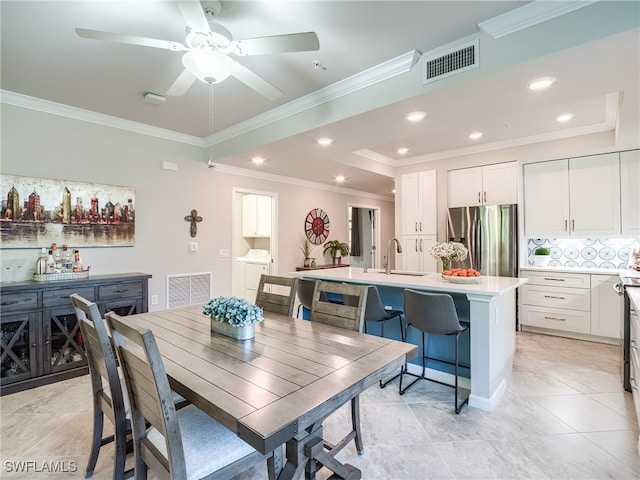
<box><xmin>123</xmin><ymin>305</ymin><xmax>417</xmax><ymax>480</ymax></box>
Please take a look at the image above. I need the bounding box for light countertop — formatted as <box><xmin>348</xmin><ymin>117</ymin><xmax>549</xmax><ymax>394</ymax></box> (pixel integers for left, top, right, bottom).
<box><xmin>290</xmin><ymin>267</ymin><xmax>527</xmax><ymax>297</ymax></box>
<box><xmin>520</xmin><ymin>266</ymin><xmax>640</xmax><ymax>279</ymax></box>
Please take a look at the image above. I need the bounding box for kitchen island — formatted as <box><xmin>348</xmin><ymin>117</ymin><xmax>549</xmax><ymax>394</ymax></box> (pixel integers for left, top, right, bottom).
<box><xmin>290</xmin><ymin>267</ymin><xmax>528</xmax><ymax>411</ymax></box>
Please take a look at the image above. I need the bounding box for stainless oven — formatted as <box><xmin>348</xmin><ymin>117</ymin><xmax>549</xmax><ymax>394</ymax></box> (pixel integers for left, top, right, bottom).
<box><xmin>615</xmin><ymin>276</ymin><xmax>640</xmax><ymax>391</ymax></box>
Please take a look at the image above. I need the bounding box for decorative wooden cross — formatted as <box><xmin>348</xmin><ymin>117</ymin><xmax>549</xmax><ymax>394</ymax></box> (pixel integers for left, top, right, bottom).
<box><xmin>184</xmin><ymin>209</ymin><xmax>202</xmax><ymax>237</ymax></box>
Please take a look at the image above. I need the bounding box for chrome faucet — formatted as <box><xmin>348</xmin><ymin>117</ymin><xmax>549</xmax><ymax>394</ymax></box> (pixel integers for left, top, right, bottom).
<box><xmin>385</xmin><ymin>238</ymin><xmax>402</xmax><ymax>274</ymax></box>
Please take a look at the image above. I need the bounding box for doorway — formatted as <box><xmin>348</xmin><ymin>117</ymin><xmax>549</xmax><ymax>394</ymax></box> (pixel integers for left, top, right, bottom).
<box><xmin>232</xmin><ymin>188</ymin><xmax>277</xmax><ymax>300</ymax></box>
<box><xmin>347</xmin><ymin>204</ymin><xmax>380</xmax><ymax>269</ymax></box>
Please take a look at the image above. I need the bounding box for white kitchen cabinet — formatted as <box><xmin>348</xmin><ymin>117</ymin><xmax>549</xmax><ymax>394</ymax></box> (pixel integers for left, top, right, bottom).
<box><xmin>590</xmin><ymin>274</ymin><xmax>623</xmax><ymax>339</ymax></box>
<box><xmin>447</xmin><ymin>161</ymin><xmax>517</xmax><ymax>207</ymax></box>
<box><xmin>570</xmin><ymin>153</ymin><xmax>620</xmax><ymax>236</ymax></box>
<box><xmin>523</xmin><ymin>153</ymin><xmax>620</xmax><ymax>237</ymax></box>
<box><xmin>401</xmin><ymin>170</ymin><xmax>437</xmax><ymax>235</ymax></box>
<box><xmin>621</xmin><ymin>149</ymin><xmax>640</xmax><ymax>236</ymax></box>
<box><xmin>242</xmin><ymin>194</ymin><xmax>271</xmax><ymax>237</ymax></box>
<box><xmin>402</xmin><ymin>235</ymin><xmax>437</xmax><ymax>272</ymax></box>
<box><xmin>520</xmin><ymin>269</ymin><xmax>622</xmax><ymax>343</ymax></box>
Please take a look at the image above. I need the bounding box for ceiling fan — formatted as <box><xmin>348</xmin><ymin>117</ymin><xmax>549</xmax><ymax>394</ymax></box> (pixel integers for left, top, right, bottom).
<box><xmin>75</xmin><ymin>0</ymin><xmax>319</xmax><ymax>100</ymax></box>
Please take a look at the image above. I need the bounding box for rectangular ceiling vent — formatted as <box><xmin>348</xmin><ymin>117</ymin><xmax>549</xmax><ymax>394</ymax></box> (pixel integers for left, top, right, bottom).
<box><xmin>423</xmin><ymin>40</ymin><xmax>479</xmax><ymax>84</ymax></box>
<box><xmin>166</xmin><ymin>272</ymin><xmax>212</xmax><ymax>309</ymax></box>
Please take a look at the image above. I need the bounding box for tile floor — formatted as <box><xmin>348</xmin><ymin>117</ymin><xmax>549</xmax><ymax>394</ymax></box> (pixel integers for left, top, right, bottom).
<box><xmin>1</xmin><ymin>332</ymin><xmax>638</xmax><ymax>480</ymax></box>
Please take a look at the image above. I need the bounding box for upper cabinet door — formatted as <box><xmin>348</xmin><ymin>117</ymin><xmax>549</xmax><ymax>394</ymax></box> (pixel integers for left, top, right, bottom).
<box><xmin>569</xmin><ymin>153</ymin><xmax>620</xmax><ymax>237</ymax></box>
<box><xmin>401</xmin><ymin>170</ymin><xmax>437</xmax><ymax>235</ymax></box>
<box><xmin>482</xmin><ymin>162</ymin><xmax>517</xmax><ymax>206</ymax></box>
<box><xmin>621</xmin><ymin>149</ymin><xmax>640</xmax><ymax>236</ymax></box>
<box><xmin>447</xmin><ymin>162</ymin><xmax>517</xmax><ymax>207</ymax></box>
<box><xmin>448</xmin><ymin>167</ymin><xmax>482</xmax><ymax>207</ymax></box>
<box><xmin>524</xmin><ymin>159</ymin><xmax>570</xmax><ymax>237</ymax></box>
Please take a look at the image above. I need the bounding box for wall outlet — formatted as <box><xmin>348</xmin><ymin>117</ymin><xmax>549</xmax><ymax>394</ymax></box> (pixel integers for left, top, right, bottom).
<box><xmin>151</xmin><ymin>295</ymin><xmax>158</xmax><ymax>305</ymax></box>
<box><xmin>219</xmin><ymin>249</ymin><xmax>230</xmax><ymax>258</ymax></box>
<box><xmin>189</xmin><ymin>242</ymin><xmax>198</xmax><ymax>252</ymax></box>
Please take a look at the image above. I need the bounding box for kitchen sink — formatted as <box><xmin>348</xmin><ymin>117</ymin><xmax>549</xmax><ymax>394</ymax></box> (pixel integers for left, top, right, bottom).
<box><xmin>389</xmin><ymin>272</ymin><xmax>428</xmax><ymax>277</ymax></box>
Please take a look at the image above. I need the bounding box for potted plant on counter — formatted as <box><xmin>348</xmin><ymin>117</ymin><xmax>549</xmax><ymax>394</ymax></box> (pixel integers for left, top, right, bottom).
<box><xmin>533</xmin><ymin>247</ymin><xmax>551</xmax><ymax>267</ymax></box>
<box><xmin>299</xmin><ymin>234</ymin><xmax>315</xmax><ymax>268</ymax></box>
<box><xmin>323</xmin><ymin>239</ymin><xmax>350</xmax><ymax>265</ymax></box>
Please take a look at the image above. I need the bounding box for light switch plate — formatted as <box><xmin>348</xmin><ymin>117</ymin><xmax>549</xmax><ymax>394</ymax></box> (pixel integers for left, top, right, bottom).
<box><xmin>219</xmin><ymin>248</ymin><xmax>230</xmax><ymax>258</ymax></box>
<box><xmin>189</xmin><ymin>242</ymin><xmax>198</xmax><ymax>252</ymax></box>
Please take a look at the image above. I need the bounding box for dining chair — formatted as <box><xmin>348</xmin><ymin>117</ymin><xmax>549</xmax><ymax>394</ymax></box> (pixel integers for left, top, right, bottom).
<box><xmin>297</xmin><ymin>279</ymin><xmax>344</xmax><ymax>318</ymax></box>
<box><xmin>343</xmin><ymin>285</ymin><xmax>404</xmax><ymax>388</ymax></box>
<box><xmin>105</xmin><ymin>311</ymin><xmax>268</xmax><ymax>480</ymax></box>
<box><xmin>309</xmin><ymin>281</ymin><xmax>368</xmax><ymax>456</ymax></box>
<box><xmin>70</xmin><ymin>293</ymin><xmax>132</xmax><ymax>480</ymax></box>
<box><xmin>399</xmin><ymin>289</ymin><xmax>470</xmax><ymax>414</ymax></box>
<box><xmin>255</xmin><ymin>274</ymin><xmax>298</xmax><ymax>317</ymax></box>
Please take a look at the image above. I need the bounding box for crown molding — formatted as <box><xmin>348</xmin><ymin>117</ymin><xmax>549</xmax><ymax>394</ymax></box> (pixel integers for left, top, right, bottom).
<box><xmin>478</xmin><ymin>0</ymin><xmax>598</xmax><ymax>38</ymax></box>
<box><xmin>210</xmin><ymin>163</ymin><xmax>393</xmax><ymax>201</ymax></box>
<box><xmin>208</xmin><ymin>50</ymin><xmax>420</xmax><ymax>145</ymax></box>
<box><xmin>0</xmin><ymin>90</ymin><xmax>204</xmax><ymax>147</ymax></box>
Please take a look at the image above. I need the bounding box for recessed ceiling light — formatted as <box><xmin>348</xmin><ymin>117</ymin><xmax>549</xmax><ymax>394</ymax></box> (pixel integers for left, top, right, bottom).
<box><xmin>335</xmin><ymin>175</ymin><xmax>346</xmax><ymax>183</ymax></box>
<box><xmin>317</xmin><ymin>137</ymin><xmax>333</xmax><ymax>146</ymax></box>
<box><xmin>251</xmin><ymin>156</ymin><xmax>265</xmax><ymax>165</ymax></box>
<box><xmin>556</xmin><ymin>113</ymin><xmax>574</xmax><ymax>123</ymax></box>
<box><xmin>527</xmin><ymin>76</ymin><xmax>556</xmax><ymax>91</ymax></box>
<box><xmin>404</xmin><ymin>111</ymin><xmax>427</xmax><ymax>122</ymax></box>
<box><xmin>469</xmin><ymin>132</ymin><xmax>483</xmax><ymax>140</ymax></box>
<box><xmin>397</xmin><ymin>147</ymin><xmax>409</xmax><ymax>155</ymax></box>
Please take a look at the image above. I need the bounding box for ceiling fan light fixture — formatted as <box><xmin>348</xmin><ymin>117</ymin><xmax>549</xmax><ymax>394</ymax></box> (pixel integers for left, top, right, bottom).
<box><xmin>182</xmin><ymin>50</ymin><xmax>234</xmax><ymax>84</ymax></box>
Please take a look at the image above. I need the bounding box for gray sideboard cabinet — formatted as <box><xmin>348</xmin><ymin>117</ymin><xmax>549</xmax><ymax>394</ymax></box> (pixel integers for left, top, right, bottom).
<box><xmin>0</xmin><ymin>272</ymin><xmax>151</xmax><ymax>395</ymax></box>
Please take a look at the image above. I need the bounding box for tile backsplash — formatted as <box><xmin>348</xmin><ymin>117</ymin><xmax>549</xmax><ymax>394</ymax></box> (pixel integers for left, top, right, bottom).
<box><xmin>526</xmin><ymin>238</ymin><xmax>640</xmax><ymax>269</ymax></box>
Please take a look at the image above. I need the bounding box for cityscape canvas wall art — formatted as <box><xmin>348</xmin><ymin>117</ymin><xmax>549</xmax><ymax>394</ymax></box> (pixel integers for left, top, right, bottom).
<box><xmin>1</xmin><ymin>175</ymin><xmax>135</xmax><ymax>248</ymax></box>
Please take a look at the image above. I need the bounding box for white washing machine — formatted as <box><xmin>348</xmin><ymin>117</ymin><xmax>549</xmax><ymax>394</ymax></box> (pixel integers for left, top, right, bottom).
<box><xmin>235</xmin><ymin>249</ymin><xmax>271</xmax><ymax>302</ymax></box>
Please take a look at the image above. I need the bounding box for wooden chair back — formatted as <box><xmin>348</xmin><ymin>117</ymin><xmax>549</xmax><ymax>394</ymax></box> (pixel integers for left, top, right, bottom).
<box><xmin>105</xmin><ymin>312</ymin><xmax>186</xmax><ymax>480</ymax></box>
<box><xmin>255</xmin><ymin>274</ymin><xmax>298</xmax><ymax>316</ymax></box>
<box><xmin>70</xmin><ymin>293</ymin><xmax>129</xmax><ymax>478</ymax></box>
<box><xmin>309</xmin><ymin>281</ymin><xmax>367</xmax><ymax>332</ymax></box>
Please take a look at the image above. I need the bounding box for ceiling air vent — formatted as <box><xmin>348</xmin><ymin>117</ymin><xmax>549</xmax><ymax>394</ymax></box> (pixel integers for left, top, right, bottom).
<box><xmin>423</xmin><ymin>40</ymin><xmax>479</xmax><ymax>84</ymax></box>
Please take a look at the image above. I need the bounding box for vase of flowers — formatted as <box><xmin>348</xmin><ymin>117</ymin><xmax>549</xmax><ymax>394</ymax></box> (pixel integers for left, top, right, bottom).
<box><xmin>429</xmin><ymin>242</ymin><xmax>469</xmax><ymax>273</ymax></box>
<box><xmin>202</xmin><ymin>296</ymin><xmax>263</xmax><ymax>340</ymax></box>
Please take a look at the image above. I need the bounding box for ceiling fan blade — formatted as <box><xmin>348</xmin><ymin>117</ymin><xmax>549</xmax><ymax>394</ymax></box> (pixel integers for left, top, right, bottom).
<box><xmin>165</xmin><ymin>69</ymin><xmax>197</xmax><ymax>96</ymax></box>
<box><xmin>233</xmin><ymin>32</ymin><xmax>319</xmax><ymax>56</ymax></box>
<box><xmin>176</xmin><ymin>1</ymin><xmax>210</xmax><ymax>33</ymax></box>
<box><xmin>75</xmin><ymin>28</ymin><xmax>185</xmax><ymax>51</ymax></box>
<box><xmin>231</xmin><ymin>62</ymin><xmax>282</xmax><ymax>101</ymax></box>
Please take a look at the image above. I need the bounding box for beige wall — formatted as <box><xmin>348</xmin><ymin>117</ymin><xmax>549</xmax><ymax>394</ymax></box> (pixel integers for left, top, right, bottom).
<box><xmin>0</xmin><ymin>104</ymin><xmax>394</xmax><ymax>310</ymax></box>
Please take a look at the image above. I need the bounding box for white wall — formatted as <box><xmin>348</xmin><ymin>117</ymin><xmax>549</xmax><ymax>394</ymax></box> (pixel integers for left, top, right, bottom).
<box><xmin>0</xmin><ymin>104</ymin><xmax>394</xmax><ymax>310</ymax></box>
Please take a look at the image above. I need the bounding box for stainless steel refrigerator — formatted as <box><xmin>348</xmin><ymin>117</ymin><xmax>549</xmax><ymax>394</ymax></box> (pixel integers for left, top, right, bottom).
<box><xmin>446</xmin><ymin>204</ymin><xmax>518</xmax><ymax>277</ymax></box>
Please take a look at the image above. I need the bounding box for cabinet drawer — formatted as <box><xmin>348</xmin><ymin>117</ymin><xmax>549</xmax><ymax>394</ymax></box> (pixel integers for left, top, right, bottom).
<box><xmin>0</xmin><ymin>292</ymin><xmax>38</xmax><ymax>312</ymax></box>
<box><xmin>520</xmin><ymin>305</ymin><xmax>590</xmax><ymax>334</ymax></box>
<box><xmin>522</xmin><ymin>271</ymin><xmax>590</xmax><ymax>288</ymax></box>
<box><xmin>521</xmin><ymin>284</ymin><xmax>590</xmax><ymax>311</ymax></box>
<box><xmin>98</xmin><ymin>282</ymin><xmax>143</xmax><ymax>300</ymax></box>
<box><xmin>43</xmin><ymin>287</ymin><xmax>94</xmax><ymax>308</ymax></box>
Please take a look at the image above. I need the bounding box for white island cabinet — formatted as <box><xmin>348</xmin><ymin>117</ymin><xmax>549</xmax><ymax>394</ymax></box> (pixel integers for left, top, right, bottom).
<box><xmin>290</xmin><ymin>267</ymin><xmax>527</xmax><ymax>411</ymax></box>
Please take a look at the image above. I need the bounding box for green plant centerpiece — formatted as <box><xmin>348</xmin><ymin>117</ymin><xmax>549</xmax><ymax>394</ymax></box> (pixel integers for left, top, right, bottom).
<box><xmin>203</xmin><ymin>296</ymin><xmax>263</xmax><ymax>340</ymax></box>
<box><xmin>323</xmin><ymin>239</ymin><xmax>350</xmax><ymax>264</ymax></box>
<box><xmin>533</xmin><ymin>246</ymin><xmax>551</xmax><ymax>267</ymax></box>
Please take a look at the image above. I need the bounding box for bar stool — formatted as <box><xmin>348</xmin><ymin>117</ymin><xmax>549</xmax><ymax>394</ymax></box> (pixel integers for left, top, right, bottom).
<box><xmin>399</xmin><ymin>289</ymin><xmax>470</xmax><ymax>414</ymax></box>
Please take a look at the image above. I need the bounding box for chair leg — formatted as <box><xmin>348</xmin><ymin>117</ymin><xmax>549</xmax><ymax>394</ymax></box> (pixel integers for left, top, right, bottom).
<box><xmin>85</xmin><ymin>409</ymin><xmax>104</xmax><ymax>478</ymax></box>
<box><xmin>399</xmin><ymin>329</ymin><xmax>427</xmax><ymax>395</ymax></box>
<box><xmin>454</xmin><ymin>330</ymin><xmax>470</xmax><ymax>414</ymax></box>
<box><xmin>351</xmin><ymin>395</ymin><xmax>364</xmax><ymax>455</ymax></box>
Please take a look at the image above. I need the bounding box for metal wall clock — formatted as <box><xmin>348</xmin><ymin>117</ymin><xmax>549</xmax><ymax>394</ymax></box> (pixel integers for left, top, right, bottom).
<box><xmin>305</xmin><ymin>208</ymin><xmax>330</xmax><ymax>245</ymax></box>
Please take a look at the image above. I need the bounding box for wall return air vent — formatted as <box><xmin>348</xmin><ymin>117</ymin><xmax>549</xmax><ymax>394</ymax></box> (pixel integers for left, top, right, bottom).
<box><xmin>423</xmin><ymin>40</ymin><xmax>479</xmax><ymax>84</ymax></box>
<box><xmin>166</xmin><ymin>272</ymin><xmax>212</xmax><ymax>309</ymax></box>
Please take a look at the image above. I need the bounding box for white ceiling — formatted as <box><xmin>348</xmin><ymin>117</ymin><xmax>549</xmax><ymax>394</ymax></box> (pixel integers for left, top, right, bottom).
<box><xmin>1</xmin><ymin>1</ymin><xmax>639</xmax><ymax>198</ymax></box>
